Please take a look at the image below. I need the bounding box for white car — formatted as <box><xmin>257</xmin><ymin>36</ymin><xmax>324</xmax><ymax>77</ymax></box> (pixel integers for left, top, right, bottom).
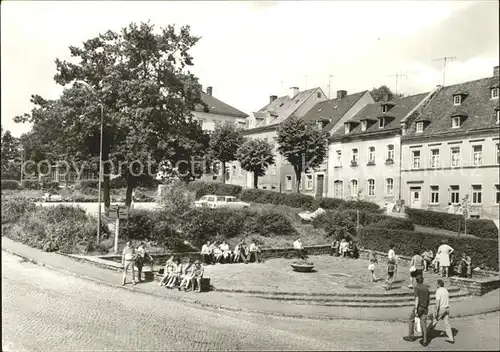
<box><xmin>41</xmin><ymin>193</ymin><xmax>63</xmax><ymax>202</ymax></box>
<box><xmin>194</xmin><ymin>195</ymin><xmax>250</xmax><ymax>210</ymax></box>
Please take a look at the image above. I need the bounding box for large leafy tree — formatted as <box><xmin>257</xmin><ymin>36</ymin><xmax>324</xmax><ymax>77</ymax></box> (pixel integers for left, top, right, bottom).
<box><xmin>15</xmin><ymin>22</ymin><xmax>208</xmax><ymax>208</ymax></box>
<box><xmin>1</xmin><ymin>128</ymin><xmax>20</xmax><ymax>180</ymax></box>
<box><xmin>276</xmin><ymin>117</ymin><xmax>328</xmax><ymax>193</ymax></box>
<box><xmin>236</xmin><ymin>138</ymin><xmax>275</xmax><ymax>189</ymax></box>
<box><xmin>370</xmin><ymin>85</ymin><xmax>403</xmax><ymax>102</ymax></box>
<box><xmin>209</xmin><ymin>122</ymin><xmax>244</xmax><ymax>183</ymax></box>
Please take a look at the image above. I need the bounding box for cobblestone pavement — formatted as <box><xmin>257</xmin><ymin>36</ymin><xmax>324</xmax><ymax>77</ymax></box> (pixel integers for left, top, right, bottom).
<box><xmin>206</xmin><ymin>255</ymin><xmax>451</xmax><ymax>294</ymax></box>
<box><xmin>3</xmin><ymin>252</ymin><xmax>499</xmax><ymax>351</ymax></box>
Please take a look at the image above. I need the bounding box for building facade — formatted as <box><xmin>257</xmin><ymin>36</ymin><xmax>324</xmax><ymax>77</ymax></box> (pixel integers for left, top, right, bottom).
<box><xmin>283</xmin><ymin>90</ymin><xmax>374</xmax><ymax>197</ymax></box>
<box><xmin>326</xmin><ymin>92</ymin><xmax>431</xmax><ymax>207</ymax></box>
<box><xmin>401</xmin><ymin>67</ymin><xmax>500</xmax><ymax>220</ymax></box>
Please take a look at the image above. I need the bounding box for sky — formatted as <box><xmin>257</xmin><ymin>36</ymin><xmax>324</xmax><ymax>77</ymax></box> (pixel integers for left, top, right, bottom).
<box><xmin>1</xmin><ymin>0</ymin><xmax>499</xmax><ymax>137</ymax></box>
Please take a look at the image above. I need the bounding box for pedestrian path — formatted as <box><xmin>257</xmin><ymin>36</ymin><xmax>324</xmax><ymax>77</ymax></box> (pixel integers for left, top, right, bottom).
<box><xmin>2</xmin><ymin>237</ymin><xmax>499</xmax><ymax>321</ymax></box>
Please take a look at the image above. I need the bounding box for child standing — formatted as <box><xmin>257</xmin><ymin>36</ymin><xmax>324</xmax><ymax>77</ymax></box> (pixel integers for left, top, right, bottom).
<box><xmin>386</xmin><ymin>259</ymin><xmax>396</xmax><ymax>290</ymax></box>
<box><xmin>368</xmin><ymin>252</ymin><xmax>378</xmax><ymax>282</ymax></box>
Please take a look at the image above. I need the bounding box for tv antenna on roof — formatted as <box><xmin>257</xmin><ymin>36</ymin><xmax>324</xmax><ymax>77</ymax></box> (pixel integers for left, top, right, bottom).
<box><xmin>434</xmin><ymin>56</ymin><xmax>456</xmax><ymax>87</ymax></box>
<box><xmin>387</xmin><ymin>72</ymin><xmax>407</xmax><ymax>96</ymax></box>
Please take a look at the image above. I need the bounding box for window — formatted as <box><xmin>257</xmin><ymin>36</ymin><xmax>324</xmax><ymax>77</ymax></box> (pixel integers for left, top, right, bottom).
<box><xmin>334</xmin><ymin>180</ymin><xmax>343</xmax><ymax>198</ymax></box>
<box><xmin>386</xmin><ymin>144</ymin><xmax>395</xmax><ymax>161</ymax></box>
<box><xmin>378</xmin><ymin>117</ymin><xmax>385</xmax><ymax>128</ymax></box>
<box><xmin>336</xmin><ymin>150</ymin><xmax>342</xmax><ymax>167</ymax></box>
<box><xmin>361</xmin><ymin>121</ymin><xmax>367</xmax><ymax>131</ymax></box>
<box><xmin>345</xmin><ymin>124</ymin><xmax>350</xmax><ymax>134</ymax></box>
<box><xmin>473</xmin><ymin>145</ymin><xmax>482</xmax><ymax>165</ymax></box>
<box><xmin>412</xmin><ymin>150</ymin><xmax>421</xmax><ymax>169</ymax></box>
<box><xmin>382</xmin><ymin>105</ymin><xmax>388</xmax><ymax>113</ymax></box>
<box><xmin>491</xmin><ymin>88</ymin><xmax>499</xmax><ymax>99</ymax></box>
<box><xmin>496</xmin><ymin>185</ymin><xmax>500</xmax><ymax>204</ymax></box>
<box><xmin>453</xmin><ymin>95</ymin><xmax>461</xmax><ymax>105</ymax></box>
<box><xmin>385</xmin><ymin>178</ymin><xmax>394</xmax><ymax>196</ymax></box>
<box><xmin>416</xmin><ymin>122</ymin><xmax>424</xmax><ymax>133</ymax></box>
<box><xmin>430</xmin><ymin>186</ymin><xmax>439</xmax><ymax>204</ymax></box>
<box><xmin>367</xmin><ymin>179</ymin><xmax>375</xmax><ymax>196</ymax></box>
<box><xmin>305</xmin><ymin>174</ymin><xmax>313</xmax><ymax>190</ymax></box>
<box><xmin>472</xmin><ymin>185</ymin><xmax>482</xmax><ymax>204</ymax></box>
<box><xmin>285</xmin><ymin>175</ymin><xmax>292</xmax><ymax>190</ymax></box>
<box><xmin>351</xmin><ymin>148</ymin><xmax>359</xmax><ymax>165</ymax></box>
<box><xmin>451</xmin><ymin>147</ymin><xmax>460</xmax><ymax>167</ymax></box>
<box><xmin>451</xmin><ymin>116</ymin><xmax>460</xmax><ymax>128</ymax></box>
<box><xmin>368</xmin><ymin>146</ymin><xmax>376</xmax><ymax>163</ymax></box>
<box><xmin>430</xmin><ymin>149</ymin><xmax>440</xmax><ymax>168</ymax></box>
<box><xmin>350</xmin><ymin>180</ymin><xmax>358</xmax><ymax>197</ymax></box>
<box><xmin>232</xmin><ymin>165</ymin><xmax>237</xmax><ymax>176</ymax></box>
<box><xmin>496</xmin><ymin>110</ymin><xmax>500</xmax><ymax>124</ymax></box>
<box><xmin>450</xmin><ymin>185</ymin><xmax>460</xmax><ymax>204</ymax></box>
<box><xmin>497</xmin><ymin>144</ymin><xmax>500</xmax><ymax>164</ymax></box>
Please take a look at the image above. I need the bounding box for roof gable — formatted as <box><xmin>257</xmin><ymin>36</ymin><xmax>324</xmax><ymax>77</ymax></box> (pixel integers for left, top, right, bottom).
<box><xmin>255</xmin><ymin>88</ymin><xmax>320</xmax><ymax>122</ymax></box>
<box><xmin>195</xmin><ymin>92</ymin><xmax>248</xmax><ymax>118</ymax></box>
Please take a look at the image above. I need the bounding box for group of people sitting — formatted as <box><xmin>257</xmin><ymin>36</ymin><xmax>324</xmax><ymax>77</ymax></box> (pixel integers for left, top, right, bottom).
<box><xmin>421</xmin><ymin>241</ymin><xmax>472</xmax><ymax>278</ymax></box>
<box><xmin>158</xmin><ymin>256</ymin><xmax>205</xmax><ymax>292</ymax></box>
<box><xmin>200</xmin><ymin>239</ymin><xmax>262</xmax><ymax>265</ymax></box>
<box><xmin>330</xmin><ymin>238</ymin><xmax>360</xmax><ymax>259</ymax></box>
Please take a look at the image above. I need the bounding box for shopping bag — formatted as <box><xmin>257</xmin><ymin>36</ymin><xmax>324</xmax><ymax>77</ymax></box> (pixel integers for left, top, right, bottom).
<box><xmin>414</xmin><ymin>317</ymin><xmax>422</xmax><ymax>333</ymax></box>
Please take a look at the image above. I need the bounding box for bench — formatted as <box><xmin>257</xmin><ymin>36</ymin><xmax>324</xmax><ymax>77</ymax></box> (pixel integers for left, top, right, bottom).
<box><xmin>154</xmin><ymin>270</ymin><xmax>211</xmax><ymax>292</ymax></box>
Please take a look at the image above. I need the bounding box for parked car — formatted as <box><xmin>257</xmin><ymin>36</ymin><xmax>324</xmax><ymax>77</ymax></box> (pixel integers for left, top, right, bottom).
<box><xmin>194</xmin><ymin>195</ymin><xmax>250</xmax><ymax>210</ymax></box>
<box><xmin>41</xmin><ymin>193</ymin><xmax>63</xmax><ymax>202</ymax></box>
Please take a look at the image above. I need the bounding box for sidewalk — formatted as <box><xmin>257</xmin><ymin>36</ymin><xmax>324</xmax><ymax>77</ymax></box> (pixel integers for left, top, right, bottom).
<box><xmin>3</xmin><ymin>237</ymin><xmax>499</xmax><ymax>322</ymax></box>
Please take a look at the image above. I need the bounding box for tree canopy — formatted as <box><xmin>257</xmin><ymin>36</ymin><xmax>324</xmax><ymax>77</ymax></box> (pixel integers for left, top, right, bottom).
<box><xmin>14</xmin><ymin>21</ymin><xmax>209</xmax><ymax>206</ymax></box>
<box><xmin>370</xmin><ymin>85</ymin><xmax>403</xmax><ymax>102</ymax></box>
<box><xmin>209</xmin><ymin>122</ymin><xmax>244</xmax><ymax>183</ymax></box>
<box><xmin>276</xmin><ymin>117</ymin><xmax>328</xmax><ymax>193</ymax></box>
<box><xmin>1</xmin><ymin>128</ymin><xmax>20</xmax><ymax>180</ymax></box>
<box><xmin>236</xmin><ymin>138</ymin><xmax>275</xmax><ymax>189</ymax></box>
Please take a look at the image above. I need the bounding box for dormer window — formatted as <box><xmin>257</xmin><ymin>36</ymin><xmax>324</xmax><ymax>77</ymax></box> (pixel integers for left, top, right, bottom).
<box><xmin>492</xmin><ymin>88</ymin><xmax>499</xmax><ymax>99</ymax></box>
<box><xmin>345</xmin><ymin>123</ymin><xmax>350</xmax><ymax>134</ymax></box>
<box><xmin>416</xmin><ymin>122</ymin><xmax>424</xmax><ymax>133</ymax></box>
<box><xmin>496</xmin><ymin>110</ymin><xmax>500</xmax><ymax>124</ymax></box>
<box><xmin>382</xmin><ymin>105</ymin><xmax>388</xmax><ymax>113</ymax></box>
<box><xmin>453</xmin><ymin>95</ymin><xmax>462</xmax><ymax>105</ymax></box>
<box><xmin>361</xmin><ymin>121</ymin><xmax>367</xmax><ymax>131</ymax></box>
<box><xmin>451</xmin><ymin>116</ymin><xmax>461</xmax><ymax>128</ymax></box>
<box><xmin>378</xmin><ymin>117</ymin><xmax>385</xmax><ymax>128</ymax></box>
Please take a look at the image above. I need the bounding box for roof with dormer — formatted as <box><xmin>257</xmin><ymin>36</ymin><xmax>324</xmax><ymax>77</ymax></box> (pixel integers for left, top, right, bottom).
<box><xmin>330</xmin><ymin>92</ymin><xmax>429</xmax><ymax>140</ymax></box>
<box><xmin>301</xmin><ymin>91</ymin><xmax>368</xmax><ymax>132</ymax></box>
<box><xmin>194</xmin><ymin>92</ymin><xmax>249</xmax><ymax>118</ymax></box>
<box><xmin>403</xmin><ymin>76</ymin><xmax>499</xmax><ymax>139</ymax></box>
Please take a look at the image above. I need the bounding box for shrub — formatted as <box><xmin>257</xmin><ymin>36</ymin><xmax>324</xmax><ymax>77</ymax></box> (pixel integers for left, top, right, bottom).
<box><xmin>125</xmin><ymin>210</ymin><xmax>161</xmax><ymax>241</ymax></box>
<box><xmin>282</xmin><ymin>192</ymin><xmax>315</xmax><ymax>209</ymax></box>
<box><xmin>187</xmin><ymin>181</ymin><xmax>242</xmax><ymax>199</ymax></box>
<box><xmin>406</xmin><ymin>208</ymin><xmax>498</xmax><ymax>239</ymax></box>
<box><xmin>312</xmin><ymin>211</ymin><xmax>356</xmax><ymax>236</ymax></box>
<box><xmin>41</xmin><ymin>181</ymin><xmax>60</xmax><ymax>191</ymax></box>
<box><xmin>110</xmin><ymin>177</ymin><xmax>127</xmax><ymax>189</ymax></box>
<box><xmin>158</xmin><ymin>183</ymin><xmax>195</xmax><ymax>217</ymax></box>
<box><xmin>1</xmin><ymin>180</ymin><xmax>20</xmax><ymax>190</ymax></box>
<box><xmin>359</xmin><ymin>227</ymin><xmax>499</xmax><ymax>271</ymax></box>
<box><xmin>340</xmin><ymin>200</ymin><xmax>382</xmax><ymax>213</ymax></box>
<box><xmin>1</xmin><ymin>198</ymin><xmax>37</xmax><ymax>223</ymax></box>
<box><xmin>246</xmin><ymin>210</ymin><xmax>297</xmax><ymax>237</ymax></box>
<box><xmin>21</xmin><ymin>180</ymin><xmax>40</xmax><ymax>190</ymax></box>
<box><xmin>367</xmin><ymin>217</ymin><xmax>415</xmax><ymax>231</ymax></box>
<box><xmin>313</xmin><ymin>197</ymin><xmax>345</xmax><ymax>211</ymax></box>
<box><xmin>75</xmin><ymin>180</ymin><xmax>99</xmax><ymax>190</ymax></box>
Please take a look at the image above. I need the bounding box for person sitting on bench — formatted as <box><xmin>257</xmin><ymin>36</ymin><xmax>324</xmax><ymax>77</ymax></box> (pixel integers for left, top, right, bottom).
<box><xmin>159</xmin><ymin>256</ymin><xmax>174</xmax><ymax>286</ymax></box>
<box><xmin>165</xmin><ymin>257</ymin><xmax>182</xmax><ymax>289</ymax></box>
<box><xmin>179</xmin><ymin>259</ymin><xmax>195</xmax><ymax>291</ymax></box>
<box><xmin>249</xmin><ymin>240</ymin><xmax>262</xmax><ymax>263</ymax></box>
<box><xmin>190</xmin><ymin>260</ymin><xmax>204</xmax><ymax>293</ymax></box>
<box><xmin>219</xmin><ymin>241</ymin><xmax>231</xmax><ymax>264</ymax></box>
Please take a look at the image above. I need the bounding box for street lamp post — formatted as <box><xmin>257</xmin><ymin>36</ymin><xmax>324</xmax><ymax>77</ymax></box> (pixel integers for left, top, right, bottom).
<box><xmin>74</xmin><ymin>80</ymin><xmax>104</xmax><ymax>243</ymax></box>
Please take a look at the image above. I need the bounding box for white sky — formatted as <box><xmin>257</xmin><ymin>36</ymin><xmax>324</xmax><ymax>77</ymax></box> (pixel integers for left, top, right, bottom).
<box><xmin>2</xmin><ymin>0</ymin><xmax>499</xmax><ymax>137</ymax></box>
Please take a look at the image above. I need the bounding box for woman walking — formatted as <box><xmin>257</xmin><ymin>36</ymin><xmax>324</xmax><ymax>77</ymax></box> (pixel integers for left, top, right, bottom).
<box><xmin>437</xmin><ymin>240</ymin><xmax>454</xmax><ymax>278</ymax></box>
<box><xmin>409</xmin><ymin>250</ymin><xmax>424</xmax><ymax>289</ymax></box>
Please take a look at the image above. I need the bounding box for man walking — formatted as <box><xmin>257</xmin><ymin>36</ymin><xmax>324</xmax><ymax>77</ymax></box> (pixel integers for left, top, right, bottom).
<box><xmin>403</xmin><ymin>275</ymin><xmax>430</xmax><ymax>347</ymax></box>
<box><xmin>294</xmin><ymin>238</ymin><xmax>306</xmax><ymax>259</ymax></box>
<box><xmin>430</xmin><ymin>279</ymin><xmax>455</xmax><ymax>344</ymax></box>
<box><xmin>122</xmin><ymin>241</ymin><xmax>137</xmax><ymax>286</ymax></box>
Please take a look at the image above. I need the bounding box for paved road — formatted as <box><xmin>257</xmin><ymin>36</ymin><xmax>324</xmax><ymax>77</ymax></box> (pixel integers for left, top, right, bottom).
<box><xmin>2</xmin><ymin>252</ymin><xmax>499</xmax><ymax>351</ymax></box>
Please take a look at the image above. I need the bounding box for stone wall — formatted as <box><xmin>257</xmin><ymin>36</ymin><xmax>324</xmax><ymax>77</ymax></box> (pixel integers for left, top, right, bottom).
<box><xmin>449</xmin><ymin>276</ymin><xmax>500</xmax><ymax>296</ymax></box>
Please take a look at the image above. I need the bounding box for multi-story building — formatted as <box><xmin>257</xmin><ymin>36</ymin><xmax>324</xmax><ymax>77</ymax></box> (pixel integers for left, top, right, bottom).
<box><xmin>401</xmin><ymin>66</ymin><xmax>500</xmax><ymax>219</ymax></box>
<box><xmin>230</xmin><ymin>86</ymin><xmax>328</xmax><ymax>189</ymax></box>
<box><xmin>326</xmin><ymin>92</ymin><xmax>432</xmax><ymax>206</ymax></box>
<box><xmin>281</xmin><ymin>90</ymin><xmax>374</xmax><ymax>197</ymax></box>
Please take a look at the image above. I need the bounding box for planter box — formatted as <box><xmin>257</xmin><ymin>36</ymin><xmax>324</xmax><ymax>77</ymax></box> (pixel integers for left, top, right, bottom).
<box><xmin>291</xmin><ymin>263</ymin><xmax>315</xmax><ymax>272</ymax></box>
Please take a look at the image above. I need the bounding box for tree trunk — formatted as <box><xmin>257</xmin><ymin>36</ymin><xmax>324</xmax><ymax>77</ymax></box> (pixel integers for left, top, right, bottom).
<box><xmin>294</xmin><ymin>168</ymin><xmax>302</xmax><ymax>193</ymax></box>
<box><xmin>125</xmin><ymin>176</ymin><xmax>137</xmax><ymax>207</ymax></box>
<box><xmin>253</xmin><ymin>171</ymin><xmax>258</xmax><ymax>189</ymax></box>
<box><xmin>221</xmin><ymin>161</ymin><xmax>226</xmax><ymax>184</ymax></box>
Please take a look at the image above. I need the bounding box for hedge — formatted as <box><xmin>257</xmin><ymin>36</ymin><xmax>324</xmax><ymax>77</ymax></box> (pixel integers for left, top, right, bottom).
<box><xmin>359</xmin><ymin>227</ymin><xmax>499</xmax><ymax>271</ymax></box>
<box><xmin>240</xmin><ymin>189</ymin><xmax>315</xmax><ymax>209</ymax></box>
<box><xmin>406</xmin><ymin>208</ymin><xmax>498</xmax><ymax>239</ymax></box>
<box><xmin>21</xmin><ymin>180</ymin><xmax>40</xmax><ymax>190</ymax></box>
<box><xmin>75</xmin><ymin>180</ymin><xmax>99</xmax><ymax>190</ymax></box>
<box><xmin>187</xmin><ymin>181</ymin><xmax>242</xmax><ymax>199</ymax></box>
<box><xmin>1</xmin><ymin>180</ymin><xmax>20</xmax><ymax>190</ymax></box>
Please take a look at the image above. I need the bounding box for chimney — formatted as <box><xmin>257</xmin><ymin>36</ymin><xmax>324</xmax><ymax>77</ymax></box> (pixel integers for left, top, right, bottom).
<box><xmin>289</xmin><ymin>86</ymin><xmax>299</xmax><ymax>98</ymax></box>
<box><xmin>207</xmin><ymin>86</ymin><xmax>213</xmax><ymax>96</ymax></box>
<box><xmin>494</xmin><ymin>66</ymin><xmax>499</xmax><ymax>78</ymax></box>
<box><xmin>383</xmin><ymin>93</ymin><xmax>394</xmax><ymax>102</ymax></box>
<box><xmin>269</xmin><ymin>95</ymin><xmax>278</xmax><ymax>104</ymax></box>
<box><xmin>336</xmin><ymin>90</ymin><xmax>347</xmax><ymax>100</ymax></box>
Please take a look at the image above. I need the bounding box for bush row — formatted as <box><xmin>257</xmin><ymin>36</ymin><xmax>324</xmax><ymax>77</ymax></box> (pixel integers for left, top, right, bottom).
<box><xmin>358</xmin><ymin>227</ymin><xmax>499</xmax><ymax>271</ymax></box>
<box><xmin>2</xmin><ymin>202</ymin><xmax>110</xmax><ymax>254</ymax></box>
<box><xmin>1</xmin><ymin>180</ymin><xmax>61</xmax><ymax>191</ymax></box>
<box><xmin>406</xmin><ymin>208</ymin><xmax>498</xmax><ymax>239</ymax></box>
<box><xmin>186</xmin><ymin>181</ymin><xmax>242</xmax><ymax>199</ymax></box>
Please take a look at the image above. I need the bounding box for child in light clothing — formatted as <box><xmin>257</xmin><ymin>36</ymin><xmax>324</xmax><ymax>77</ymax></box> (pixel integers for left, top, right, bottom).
<box><xmin>368</xmin><ymin>252</ymin><xmax>378</xmax><ymax>282</ymax></box>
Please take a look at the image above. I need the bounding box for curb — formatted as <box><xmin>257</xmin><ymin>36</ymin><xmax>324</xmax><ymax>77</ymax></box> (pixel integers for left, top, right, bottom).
<box><xmin>3</xmin><ymin>248</ymin><xmax>499</xmax><ymax>322</ymax></box>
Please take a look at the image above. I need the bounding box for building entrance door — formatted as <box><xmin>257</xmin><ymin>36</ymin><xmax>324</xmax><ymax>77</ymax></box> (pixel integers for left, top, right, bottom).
<box><xmin>410</xmin><ymin>187</ymin><xmax>422</xmax><ymax>208</ymax></box>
